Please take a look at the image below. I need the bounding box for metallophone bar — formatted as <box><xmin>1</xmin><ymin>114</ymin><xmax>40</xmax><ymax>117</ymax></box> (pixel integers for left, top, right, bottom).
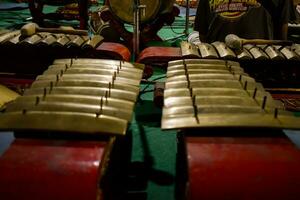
<box><xmin>180</xmin><ymin>41</ymin><xmax>300</xmax><ymax>61</ymax></box>
<box><xmin>0</xmin><ymin>58</ymin><xmax>143</xmax><ymax>199</ymax></box>
<box><xmin>138</xmin><ymin>40</ymin><xmax>300</xmax><ymax>65</ymax></box>
<box><xmin>162</xmin><ymin>59</ymin><xmax>300</xmax><ymax>130</ymax></box>
<box><xmin>138</xmin><ymin>42</ymin><xmax>300</xmax><ymax>88</ymax></box>
<box><xmin>138</xmin><ymin>41</ymin><xmax>300</xmax><ymax>111</ymax></box>
<box><xmin>0</xmin><ymin>58</ymin><xmax>143</xmax><ymax>135</ymax></box>
<box><xmin>0</xmin><ymin>31</ymin><xmax>131</xmax><ymax>90</ymax></box>
<box><xmin>161</xmin><ymin>58</ymin><xmax>300</xmax><ymax>200</ymax></box>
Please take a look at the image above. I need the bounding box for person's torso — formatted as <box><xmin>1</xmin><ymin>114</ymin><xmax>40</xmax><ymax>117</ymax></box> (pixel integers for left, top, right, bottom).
<box><xmin>205</xmin><ymin>0</ymin><xmax>274</xmax><ymax>42</ymax></box>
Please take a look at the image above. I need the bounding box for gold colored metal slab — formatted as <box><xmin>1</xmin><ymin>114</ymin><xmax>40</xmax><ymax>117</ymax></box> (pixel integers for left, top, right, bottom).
<box><xmin>5</xmin><ymin>34</ymin><xmax>21</xmax><ymax>45</ymax></box>
<box><xmin>165</xmin><ymin>81</ymin><xmax>188</xmax><ymax>88</ymax></box>
<box><xmin>30</xmin><ymin>79</ymin><xmax>139</xmax><ymax>94</ymax></box>
<box><xmin>24</xmin><ymin>86</ymin><xmax>138</xmax><ymax>102</ymax></box>
<box><xmin>180</xmin><ymin>41</ymin><xmax>200</xmax><ymax>57</ymax></box>
<box><xmin>235</xmin><ymin>48</ymin><xmax>253</xmax><ymax>60</ymax></box>
<box><xmin>167</xmin><ymin>68</ymin><xmax>246</xmax><ymax>78</ymax></box>
<box><xmin>197</xmin><ymin>43</ymin><xmax>219</xmax><ymax>59</ymax></box>
<box><xmin>163</xmin><ymin>105</ymin><xmax>264</xmax><ymax>118</ymax></box>
<box><xmin>163</xmin><ymin>106</ymin><xmax>195</xmax><ymax>118</ymax></box>
<box><xmin>52</xmin><ymin>35</ymin><xmax>70</xmax><ymax>47</ymax></box>
<box><xmin>82</xmin><ymin>35</ymin><xmax>104</xmax><ymax>49</ymax></box>
<box><xmin>168</xmin><ymin>59</ymin><xmax>240</xmax><ymax>67</ymax></box>
<box><xmin>36</xmin><ymin>34</ymin><xmax>57</xmax><ymax>46</ymax></box>
<box><xmin>164</xmin><ymin>88</ymin><xmax>191</xmax><ymax>98</ymax></box>
<box><xmin>167</xmin><ymin>63</ymin><xmax>243</xmax><ymax>72</ymax></box>
<box><xmin>6</xmin><ymin>101</ymin><xmax>132</xmax><ymax>121</ymax></box>
<box><xmin>36</xmin><ymin>74</ymin><xmax>141</xmax><ymax>86</ymax></box>
<box><xmin>43</xmin><ymin>67</ymin><xmax>141</xmax><ymax>79</ymax></box>
<box><xmin>0</xmin><ymin>84</ymin><xmax>20</xmax><ymax>108</ymax></box>
<box><xmin>167</xmin><ymin>69</ymin><xmax>232</xmax><ymax>77</ymax></box>
<box><xmin>244</xmin><ymin>45</ymin><xmax>269</xmax><ymax>60</ymax></box>
<box><xmin>167</xmin><ymin>73</ymin><xmax>254</xmax><ymax>83</ymax></box>
<box><xmin>192</xmin><ymin>88</ymin><xmax>249</xmax><ymax>97</ymax></box>
<box><xmin>15</xmin><ymin>95</ymin><xmax>135</xmax><ymax>110</ymax></box>
<box><xmin>194</xmin><ymin>96</ymin><xmax>258</xmax><ymax>106</ymax></box>
<box><xmin>260</xmin><ymin>45</ymin><xmax>284</xmax><ymax>60</ymax></box>
<box><xmin>166</xmin><ymin>79</ymin><xmax>262</xmax><ymax>90</ymax></box>
<box><xmin>278</xmin><ymin>46</ymin><xmax>300</xmax><ymax>60</ymax></box>
<box><xmin>0</xmin><ymin>111</ymin><xmax>127</xmax><ymax>136</ymax></box>
<box><xmin>162</xmin><ymin>113</ymin><xmax>300</xmax><ymax>130</ymax></box>
<box><xmin>292</xmin><ymin>44</ymin><xmax>300</xmax><ymax>56</ymax></box>
<box><xmin>48</xmin><ymin>63</ymin><xmax>144</xmax><ymax>73</ymax></box>
<box><xmin>19</xmin><ymin>33</ymin><xmax>48</xmax><ymax>46</ymax></box>
<box><xmin>165</xmin><ymin>87</ymin><xmax>255</xmax><ymax>98</ymax></box>
<box><xmin>164</xmin><ymin>90</ymin><xmax>276</xmax><ymax>108</ymax></box>
<box><xmin>19</xmin><ymin>34</ymin><xmax>43</xmax><ymax>45</ymax></box>
<box><xmin>53</xmin><ymin>58</ymin><xmax>142</xmax><ymax>69</ymax></box>
<box><xmin>164</xmin><ymin>96</ymin><xmax>193</xmax><ymax>107</ymax></box>
<box><xmin>68</xmin><ymin>35</ymin><xmax>88</xmax><ymax>47</ymax></box>
<box><xmin>0</xmin><ymin>30</ymin><xmax>20</xmax><ymax>44</ymax></box>
<box><xmin>212</xmin><ymin>41</ymin><xmax>236</xmax><ymax>59</ymax></box>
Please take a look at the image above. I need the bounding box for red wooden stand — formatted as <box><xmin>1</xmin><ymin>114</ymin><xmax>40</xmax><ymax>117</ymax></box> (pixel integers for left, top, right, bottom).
<box><xmin>0</xmin><ymin>138</ymin><xmax>109</xmax><ymax>200</ymax></box>
<box><xmin>185</xmin><ymin>135</ymin><xmax>300</xmax><ymax>200</ymax></box>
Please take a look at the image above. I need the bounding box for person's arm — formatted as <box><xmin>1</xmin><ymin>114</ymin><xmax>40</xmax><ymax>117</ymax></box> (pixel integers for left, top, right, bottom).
<box><xmin>258</xmin><ymin>0</ymin><xmax>290</xmax><ymax>39</ymax></box>
<box><xmin>278</xmin><ymin>0</ymin><xmax>290</xmax><ymax>39</ymax></box>
<box><xmin>281</xmin><ymin>23</ymin><xmax>288</xmax><ymax>40</ymax></box>
<box><xmin>282</xmin><ymin>0</ymin><xmax>294</xmax><ymax>39</ymax></box>
<box><xmin>193</xmin><ymin>0</ymin><xmax>210</xmax><ymax>42</ymax></box>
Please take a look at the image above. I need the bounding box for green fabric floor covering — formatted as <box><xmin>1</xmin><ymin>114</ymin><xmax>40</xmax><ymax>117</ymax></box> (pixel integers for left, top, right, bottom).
<box><xmin>0</xmin><ymin>1</ymin><xmax>191</xmax><ymax>200</ymax></box>
<box><xmin>128</xmin><ymin>74</ymin><xmax>178</xmax><ymax>200</ymax></box>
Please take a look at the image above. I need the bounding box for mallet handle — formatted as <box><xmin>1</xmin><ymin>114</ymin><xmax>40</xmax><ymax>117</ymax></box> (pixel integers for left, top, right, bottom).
<box><xmin>37</xmin><ymin>27</ymin><xmax>88</xmax><ymax>36</ymax></box>
<box><xmin>242</xmin><ymin>39</ymin><xmax>293</xmax><ymax>46</ymax></box>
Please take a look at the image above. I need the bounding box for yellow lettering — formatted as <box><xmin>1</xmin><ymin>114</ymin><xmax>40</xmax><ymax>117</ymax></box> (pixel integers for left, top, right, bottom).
<box><xmin>209</xmin><ymin>0</ymin><xmax>258</xmax><ymax>10</ymax></box>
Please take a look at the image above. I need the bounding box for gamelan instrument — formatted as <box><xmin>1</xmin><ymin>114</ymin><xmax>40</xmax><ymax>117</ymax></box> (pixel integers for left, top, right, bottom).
<box><xmin>20</xmin><ymin>23</ymin><xmax>89</xmax><ymax>37</ymax></box>
<box><xmin>0</xmin><ymin>29</ymin><xmax>130</xmax><ymax>61</ymax></box>
<box><xmin>0</xmin><ymin>29</ymin><xmax>131</xmax><ymax>91</ymax></box>
<box><xmin>139</xmin><ymin>41</ymin><xmax>300</xmax><ymax>64</ymax></box>
<box><xmin>161</xmin><ymin>58</ymin><xmax>300</xmax><ymax>200</ymax></box>
<box><xmin>0</xmin><ymin>58</ymin><xmax>144</xmax><ymax>199</ymax></box>
<box><xmin>138</xmin><ymin>41</ymin><xmax>300</xmax><ymax>110</ymax></box>
<box><xmin>162</xmin><ymin>59</ymin><xmax>299</xmax><ymax>130</ymax></box>
<box><xmin>100</xmin><ymin>0</ymin><xmax>179</xmax><ymax>50</ymax></box>
<box><xmin>225</xmin><ymin>34</ymin><xmax>294</xmax><ymax>50</ymax></box>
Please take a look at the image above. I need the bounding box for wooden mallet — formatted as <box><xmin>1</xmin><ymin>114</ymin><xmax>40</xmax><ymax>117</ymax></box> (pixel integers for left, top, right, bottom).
<box><xmin>20</xmin><ymin>23</ymin><xmax>88</xmax><ymax>37</ymax></box>
<box><xmin>225</xmin><ymin>34</ymin><xmax>293</xmax><ymax>50</ymax></box>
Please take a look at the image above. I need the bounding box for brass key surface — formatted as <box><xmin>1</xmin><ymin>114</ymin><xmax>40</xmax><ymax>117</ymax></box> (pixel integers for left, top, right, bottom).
<box><xmin>162</xmin><ymin>58</ymin><xmax>300</xmax><ymax>130</ymax></box>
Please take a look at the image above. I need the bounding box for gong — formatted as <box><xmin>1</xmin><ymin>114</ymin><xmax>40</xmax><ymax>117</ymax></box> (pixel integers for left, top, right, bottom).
<box><xmin>108</xmin><ymin>0</ymin><xmax>161</xmax><ymax>24</ymax></box>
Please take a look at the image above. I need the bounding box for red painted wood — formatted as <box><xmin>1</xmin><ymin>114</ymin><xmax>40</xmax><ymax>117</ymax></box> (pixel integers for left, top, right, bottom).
<box><xmin>186</xmin><ymin>136</ymin><xmax>300</xmax><ymax>200</ymax></box>
<box><xmin>0</xmin><ymin>138</ymin><xmax>107</xmax><ymax>200</ymax></box>
<box><xmin>96</xmin><ymin>42</ymin><xmax>131</xmax><ymax>62</ymax></box>
<box><xmin>137</xmin><ymin>46</ymin><xmax>181</xmax><ymax>65</ymax></box>
<box><xmin>0</xmin><ymin>77</ymin><xmax>34</xmax><ymax>92</ymax></box>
